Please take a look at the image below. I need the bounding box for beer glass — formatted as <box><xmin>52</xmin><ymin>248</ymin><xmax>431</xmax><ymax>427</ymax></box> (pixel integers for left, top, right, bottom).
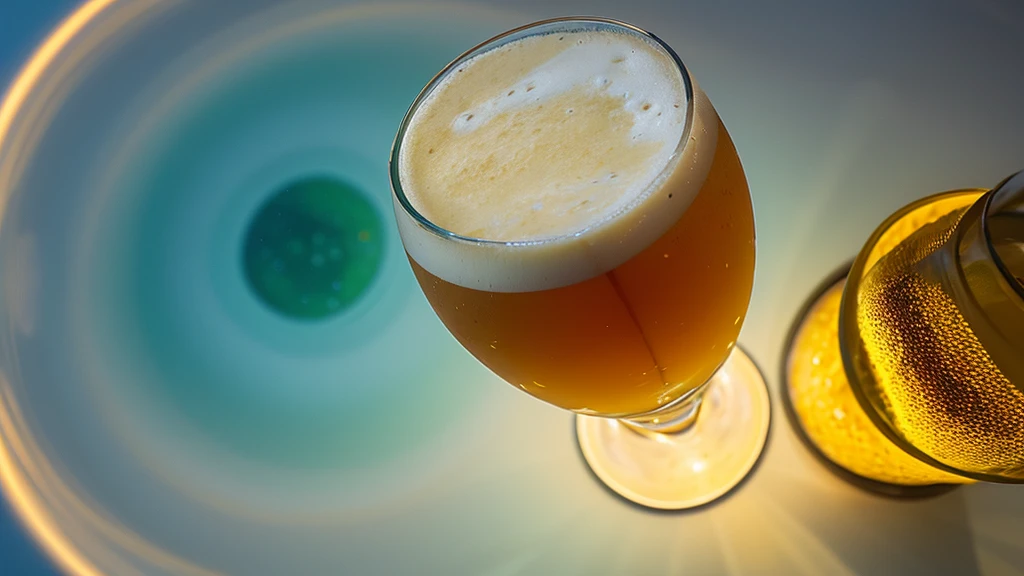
<box><xmin>784</xmin><ymin>171</ymin><xmax>1024</xmax><ymax>494</ymax></box>
<box><xmin>391</xmin><ymin>17</ymin><xmax>771</xmax><ymax>510</ymax></box>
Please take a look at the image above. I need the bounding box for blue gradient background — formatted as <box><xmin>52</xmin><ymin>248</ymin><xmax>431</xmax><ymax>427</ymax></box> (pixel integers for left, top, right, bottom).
<box><xmin>1</xmin><ymin>3</ymin><xmax>77</xmax><ymax>574</ymax></box>
<box><xmin>1</xmin><ymin>1</ymin><xmax>1023</xmax><ymax>575</ymax></box>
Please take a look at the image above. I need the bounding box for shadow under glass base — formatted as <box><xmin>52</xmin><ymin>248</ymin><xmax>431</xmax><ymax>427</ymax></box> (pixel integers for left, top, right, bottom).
<box><xmin>576</xmin><ymin>347</ymin><xmax>771</xmax><ymax>511</ymax></box>
<box><xmin>780</xmin><ymin>263</ymin><xmax>960</xmax><ymax>499</ymax></box>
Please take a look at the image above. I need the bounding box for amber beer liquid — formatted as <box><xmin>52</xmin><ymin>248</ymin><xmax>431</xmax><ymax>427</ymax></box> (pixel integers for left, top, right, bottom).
<box><xmin>393</xmin><ymin>27</ymin><xmax>754</xmax><ymax>418</ymax></box>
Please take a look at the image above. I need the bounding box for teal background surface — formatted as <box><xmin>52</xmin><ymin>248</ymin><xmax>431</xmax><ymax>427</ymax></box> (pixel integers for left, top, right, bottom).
<box><xmin>1</xmin><ymin>3</ymin><xmax>79</xmax><ymax>572</ymax></box>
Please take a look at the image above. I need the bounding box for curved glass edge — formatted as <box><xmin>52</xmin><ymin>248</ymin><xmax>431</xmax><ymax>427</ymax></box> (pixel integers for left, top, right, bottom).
<box><xmin>983</xmin><ymin>170</ymin><xmax>1024</xmax><ymax>302</ymax></box>
<box><xmin>951</xmin><ymin>176</ymin><xmax>1024</xmax><ymax>393</ymax></box>
<box><xmin>387</xmin><ymin>15</ymin><xmax>696</xmax><ymax>248</ymax></box>
<box><xmin>838</xmin><ymin>188</ymin><xmax>1024</xmax><ymax>485</ymax></box>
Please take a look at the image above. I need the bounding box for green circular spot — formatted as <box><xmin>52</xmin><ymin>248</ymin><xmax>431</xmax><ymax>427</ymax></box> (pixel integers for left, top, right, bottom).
<box><xmin>243</xmin><ymin>176</ymin><xmax>384</xmax><ymax>320</ymax></box>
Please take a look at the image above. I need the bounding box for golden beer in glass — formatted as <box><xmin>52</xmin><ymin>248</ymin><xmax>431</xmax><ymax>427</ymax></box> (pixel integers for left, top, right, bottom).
<box><xmin>785</xmin><ymin>171</ymin><xmax>1024</xmax><ymax>493</ymax></box>
<box><xmin>391</xmin><ymin>17</ymin><xmax>771</xmax><ymax>509</ymax></box>
<box><xmin>408</xmin><ymin>128</ymin><xmax>754</xmax><ymax>418</ymax></box>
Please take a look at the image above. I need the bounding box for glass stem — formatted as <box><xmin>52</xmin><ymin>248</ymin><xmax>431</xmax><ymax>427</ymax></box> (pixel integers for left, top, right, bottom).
<box><xmin>622</xmin><ymin>380</ymin><xmax>711</xmax><ymax>436</ymax></box>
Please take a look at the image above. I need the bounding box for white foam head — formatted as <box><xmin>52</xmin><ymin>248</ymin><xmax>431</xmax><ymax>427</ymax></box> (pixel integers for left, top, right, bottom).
<box><xmin>392</xmin><ymin>20</ymin><xmax>718</xmax><ymax>292</ymax></box>
<box><xmin>450</xmin><ymin>35</ymin><xmax>681</xmax><ymax>145</ymax></box>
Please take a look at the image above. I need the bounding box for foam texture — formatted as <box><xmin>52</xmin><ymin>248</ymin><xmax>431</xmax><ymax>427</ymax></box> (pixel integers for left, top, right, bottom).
<box><xmin>395</xmin><ymin>26</ymin><xmax>716</xmax><ymax>292</ymax></box>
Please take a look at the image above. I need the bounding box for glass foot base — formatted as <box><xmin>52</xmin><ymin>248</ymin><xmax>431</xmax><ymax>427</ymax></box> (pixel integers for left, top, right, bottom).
<box><xmin>576</xmin><ymin>347</ymin><xmax>771</xmax><ymax>510</ymax></box>
<box><xmin>780</xmin><ymin>263</ymin><xmax>961</xmax><ymax>498</ymax></box>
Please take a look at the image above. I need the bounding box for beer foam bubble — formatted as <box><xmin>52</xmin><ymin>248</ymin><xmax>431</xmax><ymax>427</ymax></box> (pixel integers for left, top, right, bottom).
<box><xmin>395</xmin><ymin>27</ymin><xmax>717</xmax><ymax>292</ymax></box>
<box><xmin>450</xmin><ymin>37</ymin><xmax>680</xmax><ymax>146</ymax></box>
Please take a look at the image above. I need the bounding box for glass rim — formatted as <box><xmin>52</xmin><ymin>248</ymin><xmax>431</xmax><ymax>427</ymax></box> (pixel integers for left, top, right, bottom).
<box><xmin>982</xmin><ymin>169</ymin><xmax>1024</xmax><ymax>302</ymax></box>
<box><xmin>387</xmin><ymin>15</ymin><xmax>696</xmax><ymax>248</ymax></box>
